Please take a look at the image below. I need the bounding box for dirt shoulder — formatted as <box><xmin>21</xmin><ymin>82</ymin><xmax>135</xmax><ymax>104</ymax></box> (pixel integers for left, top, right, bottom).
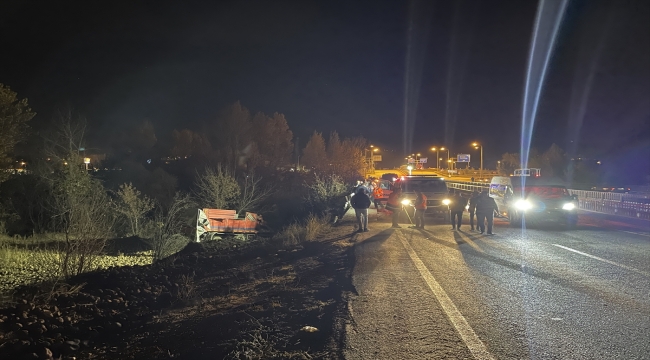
<box><xmin>0</xmin><ymin>224</ymin><xmax>357</xmax><ymax>360</ymax></box>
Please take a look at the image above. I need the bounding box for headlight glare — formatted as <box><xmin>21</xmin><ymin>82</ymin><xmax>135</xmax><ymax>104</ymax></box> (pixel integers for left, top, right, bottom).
<box><xmin>442</xmin><ymin>199</ymin><xmax>451</xmax><ymax>205</ymax></box>
<box><xmin>401</xmin><ymin>199</ymin><xmax>411</xmax><ymax>205</ymax></box>
<box><xmin>562</xmin><ymin>203</ymin><xmax>576</xmax><ymax>210</ymax></box>
<box><xmin>514</xmin><ymin>199</ymin><xmax>532</xmax><ymax>210</ymax></box>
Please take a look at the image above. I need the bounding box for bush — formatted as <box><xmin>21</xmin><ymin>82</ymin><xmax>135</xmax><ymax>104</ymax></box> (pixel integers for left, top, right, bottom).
<box><xmin>143</xmin><ymin>193</ymin><xmax>193</xmax><ymax>262</ymax></box>
<box><xmin>305</xmin><ymin>173</ymin><xmax>349</xmax><ymax>216</ymax></box>
<box><xmin>194</xmin><ymin>165</ymin><xmax>240</xmax><ymax>209</ymax></box>
<box><xmin>274</xmin><ymin>214</ymin><xmax>331</xmax><ymax>246</ymax></box>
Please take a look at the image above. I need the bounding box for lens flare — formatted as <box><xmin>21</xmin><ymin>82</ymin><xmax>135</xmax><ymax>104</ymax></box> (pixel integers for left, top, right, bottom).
<box><xmin>520</xmin><ymin>0</ymin><xmax>569</xmax><ymax>192</ymax></box>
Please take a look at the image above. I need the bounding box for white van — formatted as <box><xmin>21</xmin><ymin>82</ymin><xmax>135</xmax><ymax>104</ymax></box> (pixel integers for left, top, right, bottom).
<box><xmin>489</xmin><ymin>176</ymin><xmax>515</xmax><ymax>218</ymax></box>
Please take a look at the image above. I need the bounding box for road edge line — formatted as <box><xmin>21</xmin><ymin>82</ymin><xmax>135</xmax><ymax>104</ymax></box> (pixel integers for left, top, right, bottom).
<box><xmin>398</xmin><ymin>232</ymin><xmax>496</xmax><ymax>360</ymax></box>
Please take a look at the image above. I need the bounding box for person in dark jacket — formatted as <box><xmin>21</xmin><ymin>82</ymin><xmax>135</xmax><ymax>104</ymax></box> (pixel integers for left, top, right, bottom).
<box><xmin>468</xmin><ymin>190</ymin><xmax>480</xmax><ymax>231</ymax></box>
<box><xmin>410</xmin><ymin>189</ymin><xmax>428</xmax><ymax>229</ymax></box>
<box><xmin>449</xmin><ymin>189</ymin><xmax>467</xmax><ymax>230</ymax></box>
<box><xmin>475</xmin><ymin>190</ymin><xmax>499</xmax><ymax>235</ymax></box>
<box><xmin>350</xmin><ymin>187</ymin><xmax>371</xmax><ymax>232</ymax></box>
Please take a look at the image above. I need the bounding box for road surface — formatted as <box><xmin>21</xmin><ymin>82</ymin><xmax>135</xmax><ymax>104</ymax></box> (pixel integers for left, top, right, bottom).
<box><xmin>343</xmin><ymin>210</ymin><xmax>650</xmax><ymax>359</ymax></box>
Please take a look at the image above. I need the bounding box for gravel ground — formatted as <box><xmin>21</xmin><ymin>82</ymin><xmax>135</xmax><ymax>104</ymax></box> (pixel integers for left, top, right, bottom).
<box><xmin>0</xmin><ymin>226</ymin><xmax>356</xmax><ymax>360</ymax></box>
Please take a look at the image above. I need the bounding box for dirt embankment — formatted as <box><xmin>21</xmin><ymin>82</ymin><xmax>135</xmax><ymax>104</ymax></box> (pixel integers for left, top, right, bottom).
<box><xmin>0</xmin><ymin>227</ymin><xmax>356</xmax><ymax>360</ymax></box>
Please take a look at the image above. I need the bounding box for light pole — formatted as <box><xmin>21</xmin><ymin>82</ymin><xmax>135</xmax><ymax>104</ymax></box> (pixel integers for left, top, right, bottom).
<box><xmin>365</xmin><ymin>145</ymin><xmax>379</xmax><ymax>175</ymax></box>
<box><xmin>371</xmin><ymin>147</ymin><xmax>379</xmax><ymax>173</ymax></box>
<box><xmin>430</xmin><ymin>147</ymin><xmax>448</xmax><ymax>169</ymax></box>
<box><xmin>472</xmin><ymin>142</ymin><xmax>483</xmax><ymax>180</ymax></box>
<box><xmin>442</xmin><ymin>148</ymin><xmax>450</xmax><ymax>168</ymax></box>
<box><xmin>431</xmin><ymin>147</ymin><xmax>439</xmax><ymax>169</ymax></box>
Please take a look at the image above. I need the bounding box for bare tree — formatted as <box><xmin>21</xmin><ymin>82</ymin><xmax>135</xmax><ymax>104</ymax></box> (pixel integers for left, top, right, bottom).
<box><xmin>42</xmin><ymin>110</ymin><xmax>114</xmax><ymax>277</ymax></box>
<box><xmin>49</xmin><ymin>152</ymin><xmax>114</xmax><ymax>277</ymax></box>
<box><xmin>144</xmin><ymin>193</ymin><xmax>193</xmax><ymax>262</ymax></box>
<box><xmin>114</xmin><ymin>183</ymin><xmax>154</xmax><ymax>236</ymax></box>
<box><xmin>44</xmin><ymin>109</ymin><xmax>88</xmax><ymax>163</ymax></box>
<box><xmin>236</xmin><ymin>172</ymin><xmax>273</xmax><ymax>215</ymax></box>
<box><xmin>193</xmin><ymin>165</ymin><xmax>240</xmax><ymax>209</ymax></box>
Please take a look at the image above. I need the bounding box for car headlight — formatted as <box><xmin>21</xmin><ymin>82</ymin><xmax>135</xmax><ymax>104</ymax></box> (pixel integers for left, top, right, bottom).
<box><xmin>562</xmin><ymin>203</ymin><xmax>576</xmax><ymax>210</ymax></box>
<box><xmin>401</xmin><ymin>199</ymin><xmax>411</xmax><ymax>205</ymax></box>
<box><xmin>465</xmin><ymin>205</ymin><xmax>469</xmax><ymax>210</ymax></box>
<box><xmin>514</xmin><ymin>199</ymin><xmax>532</xmax><ymax>210</ymax></box>
<box><xmin>442</xmin><ymin>199</ymin><xmax>451</xmax><ymax>205</ymax></box>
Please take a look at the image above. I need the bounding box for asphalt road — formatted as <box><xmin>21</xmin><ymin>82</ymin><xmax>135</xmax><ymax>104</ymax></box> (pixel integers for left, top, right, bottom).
<box><xmin>343</xmin><ymin>211</ymin><xmax>650</xmax><ymax>359</ymax></box>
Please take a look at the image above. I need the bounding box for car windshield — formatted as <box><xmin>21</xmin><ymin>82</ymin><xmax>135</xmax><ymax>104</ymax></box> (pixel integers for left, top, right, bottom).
<box><xmin>515</xmin><ymin>186</ymin><xmax>569</xmax><ymax>199</ymax></box>
<box><xmin>401</xmin><ymin>179</ymin><xmax>447</xmax><ymax>193</ymax></box>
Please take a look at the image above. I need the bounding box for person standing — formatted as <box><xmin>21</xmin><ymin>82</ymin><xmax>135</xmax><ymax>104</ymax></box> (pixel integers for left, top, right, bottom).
<box><xmin>468</xmin><ymin>190</ymin><xmax>480</xmax><ymax>231</ymax></box>
<box><xmin>476</xmin><ymin>190</ymin><xmax>499</xmax><ymax>235</ymax></box>
<box><xmin>450</xmin><ymin>189</ymin><xmax>467</xmax><ymax>230</ymax></box>
<box><xmin>386</xmin><ymin>188</ymin><xmax>403</xmax><ymax>228</ymax></box>
<box><xmin>350</xmin><ymin>187</ymin><xmax>371</xmax><ymax>232</ymax></box>
<box><xmin>372</xmin><ymin>184</ymin><xmax>384</xmax><ymax>209</ymax></box>
<box><xmin>412</xmin><ymin>189</ymin><xmax>427</xmax><ymax>229</ymax></box>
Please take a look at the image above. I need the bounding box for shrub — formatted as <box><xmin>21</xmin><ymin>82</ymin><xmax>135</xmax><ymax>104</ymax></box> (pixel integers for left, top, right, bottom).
<box><xmin>114</xmin><ymin>183</ymin><xmax>154</xmax><ymax>237</ymax></box>
<box><xmin>143</xmin><ymin>193</ymin><xmax>193</xmax><ymax>262</ymax></box>
<box><xmin>194</xmin><ymin>165</ymin><xmax>240</xmax><ymax>209</ymax></box>
<box><xmin>305</xmin><ymin>173</ymin><xmax>349</xmax><ymax>216</ymax></box>
<box><xmin>274</xmin><ymin>214</ymin><xmax>331</xmax><ymax>246</ymax></box>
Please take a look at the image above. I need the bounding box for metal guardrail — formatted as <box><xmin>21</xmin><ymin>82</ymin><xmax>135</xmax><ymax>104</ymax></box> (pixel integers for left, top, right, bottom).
<box><xmin>447</xmin><ymin>180</ymin><xmax>650</xmax><ymax>220</ymax></box>
<box><xmin>446</xmin><ymin>181</ymin><xmax>489</xmax><ymax>193</ymax></box>
<box><xmin>568</xmin><ymin>189</ymin><xmax>650</xmax><ymax>201</ymax></box>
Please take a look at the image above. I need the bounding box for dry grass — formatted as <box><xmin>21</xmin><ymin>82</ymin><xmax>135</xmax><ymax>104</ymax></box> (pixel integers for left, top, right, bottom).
<box><xmin>275</xmin><ymin>214</ymin><xmax>332</xmax><ymax>246</ymax></box>
<box><xmin>0</xmin><ymin>236</ymin><xmax>152</xmax><ymax>297</ymax></box>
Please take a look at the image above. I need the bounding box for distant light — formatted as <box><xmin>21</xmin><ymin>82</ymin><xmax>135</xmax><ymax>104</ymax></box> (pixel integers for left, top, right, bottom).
<box><xmin>596</xmin><ymin>161</ymin><xmax>602</xmax><ymax>165</ymax></box>
<box><xmin>147</xmin><ymin>159</ymin><xmax>152</xmax><ymax>164</ymax></box>
<box><xmin>83</xmin><ymin>158</ymin><xmax>90</xmax><ymax>164</ymax></box>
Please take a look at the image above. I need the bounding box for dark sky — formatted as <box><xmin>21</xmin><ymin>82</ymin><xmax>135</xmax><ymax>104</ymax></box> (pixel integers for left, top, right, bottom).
<box><xmin>1</xmin><ymin>0</ymin><xmax>648</xmax><ymax>170</ymax></box>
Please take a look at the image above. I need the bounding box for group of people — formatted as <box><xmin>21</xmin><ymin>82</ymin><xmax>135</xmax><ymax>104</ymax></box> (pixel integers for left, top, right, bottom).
<box><xmin>447</xmin><ymin>189</ymin><xmax>499</xmax><ymax>235</ymax></box>
<box><xmin>350</xmin><ymin>178</ymin><xmax>386</xmax><ymax>233</ymax></box>
<box><xmin>350</xmin><ymin>177</ymin><xmax>499</xmax><ymax>235</ymax></box>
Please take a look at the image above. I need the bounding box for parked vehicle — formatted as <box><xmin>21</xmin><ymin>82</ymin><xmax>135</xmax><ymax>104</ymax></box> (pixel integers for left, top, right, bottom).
<box><xmin>395</xmin><ymin>175</ymin><xmax>450</xmax><ymax>221</ymax></box>
<box><xmin>489</xmin><ymin>176</ymin><xmax>578</xmax><ymax>228</ymax></box>
<box><xmin>381</xmin><ymin>173</ymin><xmax>399</xmax><ymax>182</ymax></box>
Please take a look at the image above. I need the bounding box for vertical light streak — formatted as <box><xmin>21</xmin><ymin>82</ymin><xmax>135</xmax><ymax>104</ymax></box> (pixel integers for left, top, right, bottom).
<box><xmin>520</xmin><ymin>0</ymin><xmax>568</xmax><ymax>191</ymax></box>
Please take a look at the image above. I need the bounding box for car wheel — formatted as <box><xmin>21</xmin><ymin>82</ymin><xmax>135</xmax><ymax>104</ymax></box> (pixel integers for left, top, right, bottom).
<box><xmin>566</xmin><ymin>216</ymin><xmax>578</xmax><ymax>230</ymax></box>
<box><xmin>509</xmin><ymin>211</ymin><xmax>522</xmax><ymax>227</ymax></box>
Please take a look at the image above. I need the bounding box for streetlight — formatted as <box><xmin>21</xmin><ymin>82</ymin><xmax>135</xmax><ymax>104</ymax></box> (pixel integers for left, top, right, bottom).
<box><xmin>365</xmin><ymin>145</ymin><xmax>380</xmax><ymax>175</ymax></box>
<box><xmin>431</xmin><ymin>147</ymin><xmax>449</xmax><ymax>169</ymax></box>
<box><xmin>472</xmin><ymin>142</ymin><xmax>483</xmax><ymax>180</ymax></box>
<box><xmin>431</xmin><ymin>147</ymin><xmax>438</xmax><ymax>169</ymax></box>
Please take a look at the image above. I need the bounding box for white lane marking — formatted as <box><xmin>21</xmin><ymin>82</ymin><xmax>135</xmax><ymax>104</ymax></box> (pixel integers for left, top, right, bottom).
<box><xmin>620</xmin><ymin>230</ymin><xmax>650</xmax><ymax>237</ymax></box>
<box><xmin>398</xmin><ymin>233</ymin><xmax>496</xmax><ymax>360</ymax></box>
<box><xmin>551</xmin><ymin>244</ymin><xmax>650</xmax><ymax>277</ymax></box>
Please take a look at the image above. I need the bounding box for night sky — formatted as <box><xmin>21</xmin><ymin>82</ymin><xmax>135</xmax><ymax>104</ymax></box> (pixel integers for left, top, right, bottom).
<box><xmin>1</xmin><ymin>0</ymin><xmax>648</xmax><ymax>172</ymax></box>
